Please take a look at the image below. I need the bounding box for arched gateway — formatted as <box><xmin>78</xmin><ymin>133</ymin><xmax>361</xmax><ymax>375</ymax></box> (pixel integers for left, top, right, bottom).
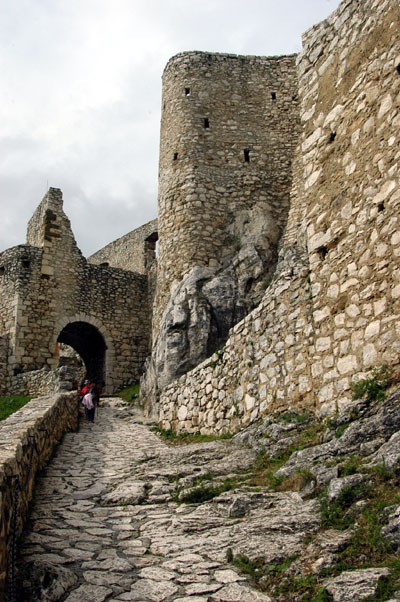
<box><xmin>57</xmin><ymin>321</ymin><xmax>107</xmax><ymax>386</ymax></box>
<box><xmin>0</xmin><ymin>188</ymin><xmax>155</xmax><ymax>396</ymax></box>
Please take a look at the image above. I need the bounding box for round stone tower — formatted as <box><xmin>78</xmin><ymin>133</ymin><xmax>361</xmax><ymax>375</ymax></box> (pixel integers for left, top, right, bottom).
<box><xmin>154</xmin><ymin>51</ymin><xmax>300</xmax><ymax>336</ymax></box>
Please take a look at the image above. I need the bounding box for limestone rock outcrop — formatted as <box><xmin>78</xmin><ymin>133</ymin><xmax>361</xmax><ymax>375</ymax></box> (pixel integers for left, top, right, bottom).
<box><xmin>142</xmin><ymin>234</ymin><xmax>278</xmax><ymax>402</ymax></box>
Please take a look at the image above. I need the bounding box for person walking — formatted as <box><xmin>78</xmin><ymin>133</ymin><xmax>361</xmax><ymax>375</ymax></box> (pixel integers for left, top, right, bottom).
<box><xmin>90</xmin><ymin>381</ymin><xmax>101</xmax><ymax>419</ymax></box>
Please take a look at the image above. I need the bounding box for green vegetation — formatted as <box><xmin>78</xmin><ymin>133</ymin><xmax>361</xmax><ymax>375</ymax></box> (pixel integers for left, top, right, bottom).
<box><xmin>275</xmin><ymin>409</ymin><xmax>312</xmax><ymax>425</ymax></box>
<box><xmin>320</xmin><ymin>482</ymin><xmax>369</xmax><ymax>530</ymax></box>
<box><xmin>231</xmin><ymin>554</ymin><xmax>265</xmax><ymax>584</ymax></box>
<box><xmin>229</xmin><ymin>553</ymin><xmax>334</xmax><ymax>600</ymax></box>
<box><xmin>351</xmin><ymin>366</ymin><xmax>393</xmax><ymax>402</ymax></box>
<box><xmin>0</xmin><ymin>395</ymin><xmax>33</xmax><ymax>421</ymax></box>
<box><xmin>338</xmin><ymin>455</ymin><xmax>363</xmax><ymax>477</ymax></box>
<box><xmin>151</xmin><ymin>426</ymin><xmax>233</xmax><ymax>445</ymax></box>
<box><xmin>178</xmin><ymin>477</ymin><xmax>236</xmax><ymax>504</ymax></box>
<box><xmin>115</xmin><ymin>383</ymin><xmax>140</xmax><ymax>403</ymax></box>
<box><xmin>229</xmin><ymin>409</ymin><xmax>400</xmax><ymax>600</ymax></box>
<box><xmin>246</xmin><ymin>419</ymin><xmax>324</xmax><ymax>492</ymax></box>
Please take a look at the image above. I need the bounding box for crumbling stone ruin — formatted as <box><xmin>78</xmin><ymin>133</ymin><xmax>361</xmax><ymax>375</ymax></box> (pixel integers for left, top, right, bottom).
<box><xmin>0</xmin><ymin>188</ymin><xmax>157</xmax><ymax>396</ymax></box>
<box><xmin>0</xmin><ymin>0</ymin><xmax>400</xmax><ymax>600</ymax></box>
<box><xmin>0</xmin><ymin>0</ymin><xmax>399</xmax><ymax>432</ymax></box>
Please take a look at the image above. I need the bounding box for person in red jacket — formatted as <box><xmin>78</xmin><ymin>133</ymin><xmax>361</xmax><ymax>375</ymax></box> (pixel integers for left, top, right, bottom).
<box><xmin>80</xmin><ymin>379</ymin><xmax>91</xmax><ymax>397</ymax></box>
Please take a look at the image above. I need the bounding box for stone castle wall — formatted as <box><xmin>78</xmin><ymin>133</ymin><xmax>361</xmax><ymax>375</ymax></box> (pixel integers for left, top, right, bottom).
<box><xmin>88</xmin><ymin>218</ymin><xmax>158</xmax><ymax>274</ymax></box>
<box><xmin>0</xmin><ymin>188</ymin><xmax>151</xmax><ymax>395</ymax></box>
<box><xmin>298</xmin><ymin>0</ymin><xmax>400</xmax><ymax>413</ymax></box>
<box><xmin>0</xmin><ymin>392</ymin><xmax>77</xmax><ymax>601</ymax></box>
<box><xmin>155</xmin><ymin>0</ymin><xmax>400</xmax><ymax>432</ymax></box>
<box><xmin>154</xmin><ymin>51</ymin><xmax>300</xmax><ymax>336</ymax></box>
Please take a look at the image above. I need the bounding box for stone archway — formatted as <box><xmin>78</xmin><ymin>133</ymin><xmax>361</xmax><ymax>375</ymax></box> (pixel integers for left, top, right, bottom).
<box><xmin>57</xmin><ymin>321</ymin><xmax>107</xmax><ymax>386</ymax></box>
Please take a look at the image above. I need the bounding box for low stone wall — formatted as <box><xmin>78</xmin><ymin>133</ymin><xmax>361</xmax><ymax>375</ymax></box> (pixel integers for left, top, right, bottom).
<box><xmin>10</xmin><ymin>365</ymin><xmax>84</xmax><ymax>397</ymax></box>
<box><xmin>0</xmin><ymin>392</ymin><xmax>78</xmax><ymax>602</ymax></box>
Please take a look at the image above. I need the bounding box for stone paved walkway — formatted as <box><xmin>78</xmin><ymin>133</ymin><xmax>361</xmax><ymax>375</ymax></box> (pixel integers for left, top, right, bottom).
<box><xmin>17</xmin><ymin>399</ymin><xmax>319</xmax><ymax>602</ymax></box>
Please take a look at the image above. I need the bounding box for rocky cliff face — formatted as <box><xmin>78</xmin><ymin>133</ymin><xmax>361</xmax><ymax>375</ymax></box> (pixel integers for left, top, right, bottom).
<box><xmin>141</xmin><ymin>230</ymin><xmax>280</xmax><ymax>406</ymax></box>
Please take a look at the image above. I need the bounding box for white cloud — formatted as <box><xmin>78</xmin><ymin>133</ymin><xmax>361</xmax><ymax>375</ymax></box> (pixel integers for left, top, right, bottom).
<box><xmin>0</xmin><ymin>0</ymin><xmax>341</xmax><ymax>257</ymax></box>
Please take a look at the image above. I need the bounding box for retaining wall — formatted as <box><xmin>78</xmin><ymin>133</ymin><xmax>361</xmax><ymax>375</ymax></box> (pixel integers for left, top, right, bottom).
<box><xmin>0</xmin><ymin>392</ymin><xmax>77</xmax><ymax>602</ymax></box>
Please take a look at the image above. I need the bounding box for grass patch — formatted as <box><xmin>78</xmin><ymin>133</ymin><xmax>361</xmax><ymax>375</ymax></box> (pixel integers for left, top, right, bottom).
<box><xmin>275</xmin><ymin>410</ymin><xmax>312</xmax><ymax>425</ymax></box>
<box><xmin>325</xmin><ymin>466</ymin><xmax>400</xmax><ymax>595</ymax></box>
<box><xmin>0</xmin><ymin>395</ymin><xmax>33</xmax><ymax>421</ymax></box>
<box><xmin>320</xmin><ymin>482</ymin><xmax>369</xmax><ymax>530</ymax></box>
<box><xmin>151</xmin><ymin>426</ymin><xmax>233</xmax><ymax>445</ymax></box>
<box><xmin>231</xmin><ymin>554</ymin><xmax>265</xmax><ymax>584</ymax></box>
<box><xmin>334</xmin><ymin>423</ymin><xmax>349</xmax><ymax>439</ymax></box>
<box><xmin>115</xmin><ymin>383</ymin><xmax>140</xmax><ymax>403</ymax></box>
<box><xmin>230</xmin><ymin>553</ymin><xmax>334</xmax><ymax>600</ymax></box>
<box><xmin>351</xmin><ymin>366</ymin><xmax>393</xmax><ymax>402</ymax></box>
<box><xmin>178</xmin><ymin>477</ymin><xmax>236</xmax><ymax>504</ymax></box>
<box><xmin>338</xmin><ymin>455</ymin><xmax>364</xmax><ymax>477</ymax></box>
<box><xmin>230</xmin><ymin>552</ymin><xmax>335</xmax><ymax>600</ymax></box>
<box><xmin>246</xmin><ymin>420</ymin><xmax>325</xmax><ymax>491</ymax></box>
<box><xmin>279</xmin><ymin>468</ymin><xmax>316</xmax><ymax>492</ymax></box>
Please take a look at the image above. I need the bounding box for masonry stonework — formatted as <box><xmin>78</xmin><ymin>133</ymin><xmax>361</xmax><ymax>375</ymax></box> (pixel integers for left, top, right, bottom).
<box><xmin>0</xmin><ymin>0</ymin><xmax>398</xmax><ymax>436</ymax></box>
<box><xmin>0</xmin><ymin>392</ymin><xmax>77</xmax><ymax>601</ymax></box>
<box><xmin>154</xmin><ymin>0</ymin><xmax>400</xmax><ymax>432</ymax></box>
<box><xmin>88</xmin><ymin>218</ymin><xmax>158</xmax><ymax>275</ymax></box>
<box><xmin>0</xmin><ymin>188</ymin><xmax>151</xmax><ymax>395</ymax></box>
<box><xmin>154</xmin><ymin>51</ymin><xmax>300</xmax><ymax>336</ymax></box>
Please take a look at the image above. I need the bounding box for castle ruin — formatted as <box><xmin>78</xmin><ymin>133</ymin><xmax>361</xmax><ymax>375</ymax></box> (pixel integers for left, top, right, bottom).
<box><xmin>0</xmin><ymin>0</ymin><xmax>399</xmax><ymax>433</ymax></box>
<box><xmin>0</xmin><ymin>189</ymin><xmax>157</xmax><ymax>396</ymax></box>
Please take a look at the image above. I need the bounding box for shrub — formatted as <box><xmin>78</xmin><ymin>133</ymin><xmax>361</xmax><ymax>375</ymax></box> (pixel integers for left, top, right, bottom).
<box><xmin>351</xmin><ymin>366</ymin><xmax>392</xmax><ymax>402</ymax></box>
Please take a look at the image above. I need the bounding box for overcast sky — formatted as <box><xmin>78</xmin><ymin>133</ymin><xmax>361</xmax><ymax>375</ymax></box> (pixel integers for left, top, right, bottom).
<box><xmin>0</xmin><ymin>0</ymin><xmax>341</xmax><ymax>257</ymax></box>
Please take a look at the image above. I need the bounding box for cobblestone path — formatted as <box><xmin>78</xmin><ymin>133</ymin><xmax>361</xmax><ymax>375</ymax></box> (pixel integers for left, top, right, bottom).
<box><xmin>18</xmin><ymin>399</ymin><xmax>319</xmax><ymax>602</ymax></box>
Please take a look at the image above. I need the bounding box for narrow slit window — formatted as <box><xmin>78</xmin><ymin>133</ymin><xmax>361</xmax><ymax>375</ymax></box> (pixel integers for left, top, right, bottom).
<box><xmin>173</xmin><ymin>152</ymin><xmax>178</xmax><ymax>161</ymax></box>
<box><xmin>271</xmin><ymin>92</ymin><xmax>276</xmax><ymax>100</ymax></box>
<box><xmin>329</xmin><ymin>132</ymin><xmax>337</xmax><ymax>143</ymax></box>
<box><xmin>244</xmin><ymin>149</ymin><xmax>250</xmax><ymax>163</ymax></box>
<box><xmin>185</xmin><ymin>87</ymin><xmax>191</xmax><ymax>96</ymax></box>
<box><xmin>204</xmin><ymin>118</ymin><xmax>209</xmax><ymax>128</ymax></box>
<box><xmin>396</xmin><ymin>64</ymin><xmax>400</xmax><ymax>75</ymax></box>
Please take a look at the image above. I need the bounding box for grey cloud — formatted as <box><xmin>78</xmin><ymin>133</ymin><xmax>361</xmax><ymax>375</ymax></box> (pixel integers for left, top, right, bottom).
<box><xmin>0</xmin><ymin>0</ymin><xmax>341</xmax><ymax>258</ymax></box>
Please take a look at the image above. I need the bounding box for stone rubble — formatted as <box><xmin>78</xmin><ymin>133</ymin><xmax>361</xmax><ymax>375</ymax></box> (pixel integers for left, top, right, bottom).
<box><xmin>16</xmin><ymin>399</ymin><xmax>314</xmax><ymax>601</ymax></box>
<box><xmin>12</xmin><ymin>391</ymin><xmax>400</xmax><ymax>602</ymax></box>
<box><xmin>15</xmin><ymin>391</ymin><xmax>400</xmax><ymax>601</ymax></box>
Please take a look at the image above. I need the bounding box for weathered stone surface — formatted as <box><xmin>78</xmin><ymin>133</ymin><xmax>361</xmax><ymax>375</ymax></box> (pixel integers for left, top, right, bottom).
<box><xmin>17</xmin><ymin>403</ymin><xmax>286</xmax><ymax>602</ymax></box>
<box><xmin>13</xmin><ymin>394</ymin><xmax>400</xmax><ymax>601</ymax></box>
<box><xmin>18</xmin><ymin>560</ymin><xmax>78</xmax><ymax>602</ymax></box>
<box><xmin>63</xmin><ymin>584</ymin><xmax>113</xmax><ymax>602</ymax></box>
<box><xmin>131</xmin><ymin>578</ymin><xmax>179</xmax><ymax>601</ymax></box>
<box><xmin>327</xmin><ymin>474</ymin><xmax>365</xmax><ymax>502</ymax></box>
<box><xmin>143</xmin><ymin>242</ymin><xmax>277</xmax><ymax>398</ymax></box>
<box><xmin>102</xmin><ymin>481</ymin><xmax>148</xmax><ymax>505</ymax></box>
<box><xmin>210</xmin><ymin>582</ymin><xmax>275</xmax><ymax>601</ymax></box>
<box><xmin>381</xmin><ymin>505</ymin><xmax>400</xmax><ymax>549</ymax></box>
<box><xmin>324</xmin><ymin>568</ymin><xmax>390</xmax><ymax>602</ymax></box>
<box><xmin>275</xmin><ymin>391</ymin><xmax>400</xmax><ymax>480</ymax></box>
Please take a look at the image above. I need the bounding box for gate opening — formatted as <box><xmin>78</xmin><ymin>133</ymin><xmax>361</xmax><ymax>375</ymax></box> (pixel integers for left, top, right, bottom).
<box><xmin>57</xmin><ymin>321</ymin><xmax>107</xmax><ymax>386</ymax></box>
